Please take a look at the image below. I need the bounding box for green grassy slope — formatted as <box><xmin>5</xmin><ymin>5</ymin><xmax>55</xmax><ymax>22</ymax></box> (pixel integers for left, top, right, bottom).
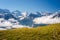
<box><xmin>0</xmin><ymin>23</ymin><xmax>60</xmax><ymax>40</ymax></box>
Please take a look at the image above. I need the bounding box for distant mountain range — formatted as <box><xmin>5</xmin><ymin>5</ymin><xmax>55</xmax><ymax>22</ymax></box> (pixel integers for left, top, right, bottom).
<box><xmin>0</xmin><ymin>9</ymin><xmax>60</xmax><ymax>30</ymax></box>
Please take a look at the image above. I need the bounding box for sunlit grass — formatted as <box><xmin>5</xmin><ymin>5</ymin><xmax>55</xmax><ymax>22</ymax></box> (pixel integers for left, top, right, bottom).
<box><xmin>0</xmin><ymin>23</ymin><xmax>60</xmax><ymax>40</ymax></box>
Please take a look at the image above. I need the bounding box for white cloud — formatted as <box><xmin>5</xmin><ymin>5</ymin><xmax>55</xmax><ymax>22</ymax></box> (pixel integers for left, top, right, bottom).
<box><xmin>0</xmin><ymin>18</ymin><xmax>4</xmax><ymax>22</ymax></box>
<box><xmin>8</xmin><ymin>18</ymin><xmax>19</xmax><ymax>25</ymax></box>
<box><xmin>12</xmin><ymin>25</ymin><xmax>29</xmax><ymax>28</ymax></box>
<box><xmin>12</xmin><ymin>25</ymin><xmax>23</xmax><ymax>28</ymax></box>
<box><xmin>0</xmin><ymin>21</ymin><xmax>12</xmax><ymax>26</ymax></box>
<box><xmin>33</xmin><ymin>14</ymin><xmax>60</xmax><ymax>24</ymax></box>
<box><xmin>0</xmin><ymin>28</ymin><xmax>7</xmax><ymax>30</ymax></box>
<box><xmin>0</xmin><ymin>18</ymin><xmax>31</xmax><ymax>30</ymax></box>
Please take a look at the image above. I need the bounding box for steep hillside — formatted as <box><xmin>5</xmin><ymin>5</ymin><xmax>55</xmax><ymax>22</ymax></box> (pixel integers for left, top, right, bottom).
<box><xmin>0</xmin><ymin>23</ymin><xmax>60</xmax><ymax>40</ymax></box>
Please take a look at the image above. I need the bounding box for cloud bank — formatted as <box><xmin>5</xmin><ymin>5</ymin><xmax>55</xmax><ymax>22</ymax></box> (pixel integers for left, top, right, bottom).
<box><xmin>33</xmin><ymin>14</ymin><xmax>60</xmax><ymax>24</ymax></box>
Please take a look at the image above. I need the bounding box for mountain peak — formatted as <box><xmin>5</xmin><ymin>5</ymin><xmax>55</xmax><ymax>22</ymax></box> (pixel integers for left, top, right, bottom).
<box><xmin>22</xmin><ymin>11</ymin><xmax>28</xmax><ymax>17</ymax></box>
<box><xmin>52</xmin><ymin>10</ymin><xmax>60</xmax><ymax>18</ymax></box>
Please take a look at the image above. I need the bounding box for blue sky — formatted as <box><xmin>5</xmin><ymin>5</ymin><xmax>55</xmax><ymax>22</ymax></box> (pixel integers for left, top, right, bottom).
<box><xmin>0</xmin><ymin>0</ymin><xmax>60</xmax><ymax>13</ymax></box>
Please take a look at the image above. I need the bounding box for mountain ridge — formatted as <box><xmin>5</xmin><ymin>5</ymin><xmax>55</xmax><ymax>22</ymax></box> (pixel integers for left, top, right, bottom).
<box><xmin>0</xmin><ymin>9</ymin><xmax>60</xmax><ymax>30</ymax></box>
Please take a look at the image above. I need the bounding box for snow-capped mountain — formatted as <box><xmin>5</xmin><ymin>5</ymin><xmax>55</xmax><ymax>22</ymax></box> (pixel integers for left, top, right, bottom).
<box><xmin>18</xmin><ymin>11</ymin><xmax>28</xmax><ymax>20</ymax></box>
<box><xmin>18</xmin><ymin>11</ymin><xmax>43</xmax><ymax>27</ymax></box>
<box><xmin>0</xmin><ymin>9</ymin><xmax>60</xmax><ymax>30</ymax></box>
<box><xmin>51</xmin><ymin>11</ymin><xmax>60</xmax><ymax>18</ymax></box>
<box><xmin>28</xmin><ymin>12</ymin><xmax>41</xmax><ymax>19</ymax></box>
<box><xmin>41</xmin><ymin>12</ymin><xmax>52</xmax><ymax>16</ymax></box>
<box><xmin>12</xmin><ymin>10</ymin><xmax>22</xmax><ymax>18</ymax></box>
